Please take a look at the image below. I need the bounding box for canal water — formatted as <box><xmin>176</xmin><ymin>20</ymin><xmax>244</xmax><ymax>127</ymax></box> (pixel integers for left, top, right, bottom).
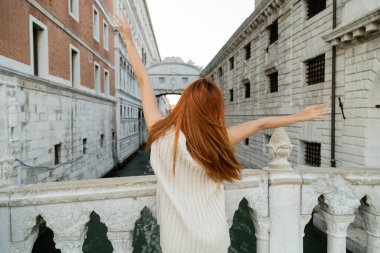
<box><xmin>34</xmin><ymin>146</ymin><xmax>328</xmax><ymax>252</ymax></box>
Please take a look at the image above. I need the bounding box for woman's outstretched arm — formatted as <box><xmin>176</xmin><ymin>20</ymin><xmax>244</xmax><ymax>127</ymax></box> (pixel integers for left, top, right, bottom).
<box><xmin>115</xmin><ymin>16</ymin><xmax>163</xmax><ymax>128</ymax></box>
<box><xmin>227</xmin><ymin>104</ymin><xmax>330</xmax><ymax>145</ymax></box>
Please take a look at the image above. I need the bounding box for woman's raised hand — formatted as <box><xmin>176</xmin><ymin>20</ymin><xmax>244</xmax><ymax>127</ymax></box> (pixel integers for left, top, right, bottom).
<box><xmin>114</xmin><ymin>15</ymin><xmax>133</xmax><ymax>43</ymax></box>
<box><xmin>301</xmin><ymin>104</ymin><xmax>331</xmax><ymax>121</ymax></box>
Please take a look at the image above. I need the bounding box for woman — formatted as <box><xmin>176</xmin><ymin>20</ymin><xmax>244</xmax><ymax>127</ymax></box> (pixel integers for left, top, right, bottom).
<box><xmin>115</xmin><ymin>17</ymin><xmax>329</xmax><ymax>253</ymax></box>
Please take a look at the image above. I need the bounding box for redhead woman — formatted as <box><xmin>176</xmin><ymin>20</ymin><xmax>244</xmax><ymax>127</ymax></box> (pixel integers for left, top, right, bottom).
<box><xmin>115</xmin><ymin>16</ymin><xmax>330</xmax><ymax>253</ymax></box>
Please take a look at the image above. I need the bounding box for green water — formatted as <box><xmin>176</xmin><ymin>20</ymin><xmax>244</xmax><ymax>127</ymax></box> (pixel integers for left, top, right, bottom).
<box><xmin>34</xmin><ymin>147</ymin><xmax>328</xmax><ymax>252</ymax></box>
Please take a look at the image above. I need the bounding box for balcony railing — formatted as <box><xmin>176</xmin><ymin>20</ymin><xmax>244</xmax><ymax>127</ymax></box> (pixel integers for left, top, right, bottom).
<box><xmin>0</xmin><ymin>128</ymin><xmax>379</xmax><ymax>253</ymax></box>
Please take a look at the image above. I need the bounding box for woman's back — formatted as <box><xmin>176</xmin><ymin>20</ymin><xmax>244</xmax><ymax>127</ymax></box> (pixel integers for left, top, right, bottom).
<box><xmin>150</xmin><ymin>128</ymin><xmax>230</xmax><ymax>253</ymax></box>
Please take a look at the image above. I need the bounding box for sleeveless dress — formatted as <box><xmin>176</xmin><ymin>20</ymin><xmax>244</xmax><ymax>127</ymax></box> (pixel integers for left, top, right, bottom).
<box><xmin>150</xmin><ymin>128</ymin><xmax>230</xmax><ymax>253</ymax></box>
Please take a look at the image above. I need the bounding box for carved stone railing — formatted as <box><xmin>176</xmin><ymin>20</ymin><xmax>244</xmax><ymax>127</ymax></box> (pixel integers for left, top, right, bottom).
<box><xmin>0</xmin><ymin>128</ymin><xmax>379</xmax><ymax>253</ymax></box>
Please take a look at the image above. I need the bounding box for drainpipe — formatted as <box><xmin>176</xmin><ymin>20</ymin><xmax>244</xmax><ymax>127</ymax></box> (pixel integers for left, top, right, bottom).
<box><xmin>331</xmin><ymin>0</ymin><xmax>337</xmax><ymax>167</ymax></box>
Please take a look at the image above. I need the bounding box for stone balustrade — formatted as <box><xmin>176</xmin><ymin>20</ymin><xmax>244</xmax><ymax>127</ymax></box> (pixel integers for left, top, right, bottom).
<box><xmin>0</xmin><ymin>128</ymin><xmax>379</xmax><ymax>253</ymax></box>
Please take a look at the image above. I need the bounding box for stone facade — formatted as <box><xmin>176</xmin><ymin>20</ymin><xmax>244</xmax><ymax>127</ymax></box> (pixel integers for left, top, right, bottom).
<box><xmin>202</xmin><ymin>0</ymin><xmax>380</xmax><ymax>169</ymax></box>
<box><xmin>114</xmin><ymin>0</ymin><xmax>161</xmax><ymax>163</ymax></box>
<box><xmin>0</xmin><ymin>0</ymin><xmax>117</xmax><ymax>184</ymax></box>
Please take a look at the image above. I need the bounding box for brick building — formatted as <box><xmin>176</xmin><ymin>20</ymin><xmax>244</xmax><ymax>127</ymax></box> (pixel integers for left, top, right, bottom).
<box><xmin>202</xmin><ymin>0</ymin><xmax>380</xmax><ymax>169</ymax></box>
<box><xmin>0</xmin><ymin>0</ymin><xmax>117</xmax><ymax>184</ymax></box>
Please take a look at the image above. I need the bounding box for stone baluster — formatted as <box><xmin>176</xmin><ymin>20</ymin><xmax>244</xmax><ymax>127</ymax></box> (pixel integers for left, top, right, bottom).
<box><xmin>265</xmin><ymin>128</ymin><xmax>302</xmax><ymax>253</ymax></box>
<box><xmin>0</xmin><ymin>143</ymin><xmax>14</xmax><ymax>186</ymax></box>
<box><xmin>320</xmin><ymin>210</ymin><xmax>355</xmax><ymax>253</ymax></box>
<box><xmin>107</xmin><ymin>231</ymin><xmax>133</xmax><ymax>253</ymax></box>
<box><xmin>359</xmin><ymin>209</ymin><xmax>380</xmax><ymax>253</ymax></box>
<box><xmin>55</xmin><ymin>238</ymin><xmax>83</xmax><ymax>253</ymax></box>
<box><xmin>251</xmin><ymin>215</ymin><xmax>270</xmax><ymax>253</ymax></box>
<box><xmin>299</xmin><ymin>214</ymin><xmax>312</xmax><ymax>251</ymax></box>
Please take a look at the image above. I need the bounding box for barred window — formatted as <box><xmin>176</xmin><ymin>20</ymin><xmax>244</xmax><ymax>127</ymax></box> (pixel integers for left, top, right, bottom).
<box><xmin>229</xmin><ymin>57</ymin><xmax>235</xmax><ymax>70</ymax></box>
<box><xmin>306</xmin><ymin>54</ymin><xmax>325</xmax><ymax>85</ymax></box>
<box><xmin>244</xmin><ymin>82</ymin><xmax>250</xmax><ymax>98</ymax></box>
<box><xmin>268</xmin><ymin>20</ymin><xmax>278</xmax><ymax>45</ymax></box>
<box><xmin>304</xmin><ymin>142</ymin><xmax>321</xmax><ymax>167</ymax></box>
<box><xmin>229</xmin><ymin>89</ymin><xmax>234</xmax><ymax>102</ymax></box>
<box><xmin>244</xmin><ymin>42</ymin><xmax>251</xmax><ymax>60</ymax></box>
<box><xmin>268</xmin><ymin>72</ymin><xmax>278</xmax><ymax>93</ymax></box>
<box><xmin>306</xmin><ymin>0</ymin><xmax>326</xmax><ymax>19</ymax></box>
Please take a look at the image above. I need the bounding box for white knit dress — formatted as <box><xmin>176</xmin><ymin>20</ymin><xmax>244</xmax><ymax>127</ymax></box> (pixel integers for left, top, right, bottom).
<box><xmin>150</xmin><ymin>128</ymin><xmax>230</xmax><ymax>253</ymax></box>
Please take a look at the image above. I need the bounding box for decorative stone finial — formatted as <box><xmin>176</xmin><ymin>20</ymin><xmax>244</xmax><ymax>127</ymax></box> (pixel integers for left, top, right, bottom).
<box><xmin>0</xmin><ymin>143</ymin><xmax>15</xmax><ymax>186</ymax></box>
<box><xmin>265</xmin><ymin>128</ymin><xmax>293</xmax><ymax>170</ymax></box>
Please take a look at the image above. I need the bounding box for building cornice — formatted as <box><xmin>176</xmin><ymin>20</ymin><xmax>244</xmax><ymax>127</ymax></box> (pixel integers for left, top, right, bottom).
<box><xmin>202</xmin><ymin>0</ymin><xmax>286</xmax><ymax>74</ymax></box>
<box><xmin>143</xmin><ymin>0</ymin><xmax>161</xmax><ymax>61</ymax></box>
<box><xmin>323</xmin><ymin>8</ymin><xmax>380</xmax><ymax>46</ymax></box>
<box><xmin>147</xmin><ymin>62</ymin><xmax>202</xmax><ymax>72</ymax></box>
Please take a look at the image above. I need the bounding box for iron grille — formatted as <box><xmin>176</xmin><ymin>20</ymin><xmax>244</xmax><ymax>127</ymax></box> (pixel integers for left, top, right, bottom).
<box><xmin>244</xmin><ymin>82</ymin><xmax>250</xmax><ymax>98</ymax></box>
<box><xmin>244</xmin><ymin>43</ymin><xmax>251</xmax><ymax>60</ymax></box>
<box><xmin>229</xmin><ymin>57</ymin><xmax>235</xmax><ymax>70</ymax></box>
<box><xmin>306</xmin><ymin>54</ymin><xmax>325</xmax><ymax>85</ymax></box>
<box><xmin>268</xmin><ymin>20</ymin><xmax>278</xmax><ymax>45</ymax></box>
<box><xmin>306</xmin><ymin>0</ymin><xmax>326</xmax><ymax>19</ymax></box>
<box><xmin>229</xmin><ymin>89</ymin><xmax>234</xmax><ymax>101</ymax></box>
<box><xmin>305</xmin><ymin>142</ymin><xmax>321</xmax><ymax>167</ymax></box>
<box><xmin>269</xmin><ymin>72</ymin><xmax>278</xmax><ymax>93</ymax></box>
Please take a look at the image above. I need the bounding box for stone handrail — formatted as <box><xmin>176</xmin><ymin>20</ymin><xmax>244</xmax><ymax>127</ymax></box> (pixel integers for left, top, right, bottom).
<box><xmin>0</xmin><ymin>128</ymin><xmax>379</xmax><ymax>253</ymax></box>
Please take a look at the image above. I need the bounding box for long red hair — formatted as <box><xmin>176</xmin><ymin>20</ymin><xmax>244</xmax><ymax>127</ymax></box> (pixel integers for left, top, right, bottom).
<box><xmin>146</xmin><ymin>77</ymin><xmax>242</xmax><ymax>183</ymax></box>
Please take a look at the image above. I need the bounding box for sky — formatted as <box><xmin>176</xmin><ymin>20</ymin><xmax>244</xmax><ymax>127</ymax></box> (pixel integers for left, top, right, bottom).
<box><xmin>146</xmin><ymin>0</ymin><xmax>255</xmax><ymax>69</ymax></box>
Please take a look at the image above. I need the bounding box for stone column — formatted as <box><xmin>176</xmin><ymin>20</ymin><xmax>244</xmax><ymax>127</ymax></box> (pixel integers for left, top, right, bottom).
<box><xmin>251</xmin><ymin>215</ymin><xmax>270</xmax><ymax>253</ymax></box>
<box><xmin>299</xmin><ymin>214</ymin><xmax>312</xmax><ymax>251</ymax></box>
<box><xmin>359</xmin><ymin>210</ymin><xmax>380</xmax><ymax>253</ymax></box>
<box><xmin>321</xmin><ymin>210</ymin><xmax>355</xmax><ymax>253</ymax></box>
<box><xmin>55</xmin><ymin>239</ymin><xmax>83</xmax><ymax>253</ymax></box>
<box><xmin>107</xmin><ymin>231</ymin><xmax>133</xmax><ymax>253</ymax></box>
<box><xmin>264</xmin><ymin>128</ymin><xmax>302</xmax><ymax>253</ymax></box>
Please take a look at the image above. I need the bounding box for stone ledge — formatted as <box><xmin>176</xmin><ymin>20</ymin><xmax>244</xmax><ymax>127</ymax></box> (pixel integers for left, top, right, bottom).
<box><xmin>297</xmin><ymin>166</ymin><xmax>380</xmax><ymax>185</ymax></box>
<box><xmin>323</xmin><ymin>9</ymin><xmax>380</xmax><ymax>46</ymax></box>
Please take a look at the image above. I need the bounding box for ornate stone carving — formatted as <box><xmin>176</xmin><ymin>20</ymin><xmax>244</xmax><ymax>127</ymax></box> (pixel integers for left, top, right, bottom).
<box><xmin>302</xmin><ymin>176</ymin><xmax>360</xmax><ymax>215</ymax></box>
<box><xmin>251</xmin><ymin>215</ymin><xmax>270</xmax><ymax>241</ymax></box>
<box><xmin>107</xmin><ymin>231</ymin><xmax>132</xmax><ymax>253</ymax></box>
<box><xmin>55</xmin><ymin>240</ymin><xmax>82</xmax><ymax>253</ymax></box>
<box><xmin>7</xmin><ymin>88</ymin><xmax>18</xmax><ymax>141</ymax></box>
<box><xmin>0</xmin><ymin>143</ymin><xmax>14</xmax><ymax>185</ymax></box>
<box><xmin>321</xmin><ymin>210</ymin><xmax>355</xmax><ymax>238</ymax></box>
<box><xmin>300</xmin><ymin>214</ymin><xmax>312</xmax><ymax>238</ymax></box>
<box><xmin>266</xmin><ymin>128</ymin><xmax>293</xmax><ymax>169</ymax></box>
<box><xmin>359</xmin><ymin>209</ymin><xmax>380</xmax><ymax>237</ymax></box>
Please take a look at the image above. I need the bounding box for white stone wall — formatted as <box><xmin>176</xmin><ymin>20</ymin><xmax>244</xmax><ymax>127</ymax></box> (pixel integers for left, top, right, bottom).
<box><xmin>203</xmin><ymin>0</ymin><xmax>380</xmax><ymax>169</ymax></box>
<box><xmin>114</xmin><ymin>0</ymin><xmax>160</xmax><ymax>164</ymax></box>
<box><xmin>0</xmin><ymin>68</ymin><xmax>116</xmax><ymax>184</ymax></box>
